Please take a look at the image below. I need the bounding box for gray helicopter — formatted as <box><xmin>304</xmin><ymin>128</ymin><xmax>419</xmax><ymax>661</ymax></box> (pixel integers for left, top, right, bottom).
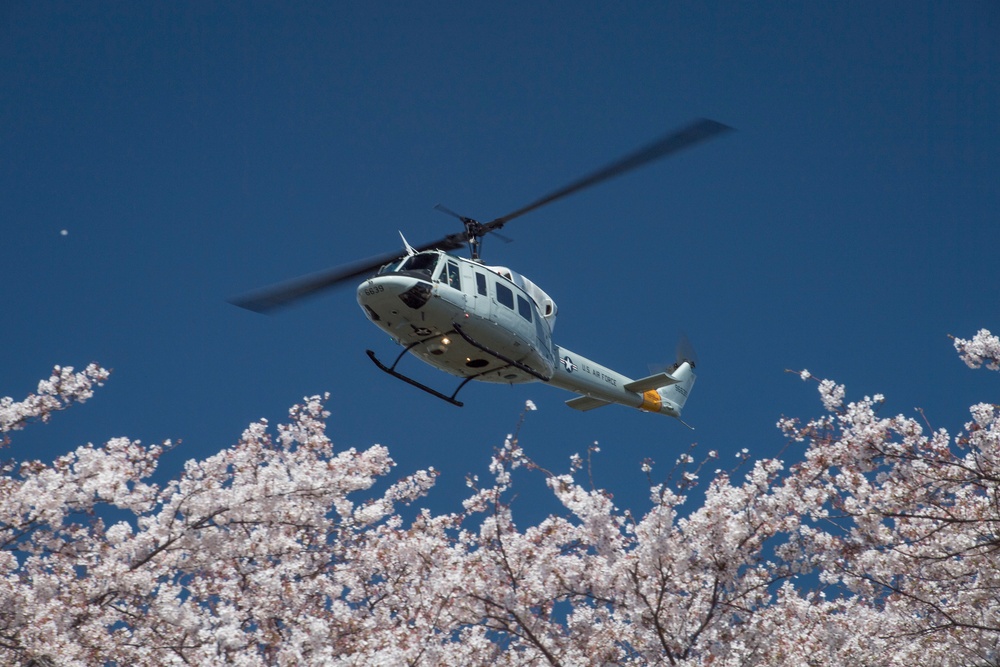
<box><xmin>233</xmin><ymin>119</ymin><xmax>731</xmax><ymax>426</ymax></box>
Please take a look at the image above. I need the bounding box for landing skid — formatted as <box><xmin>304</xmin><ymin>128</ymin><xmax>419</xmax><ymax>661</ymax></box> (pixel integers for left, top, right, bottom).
<box><xmin>366</xmin><ymin>343</ymin><xmax>475</xmax><ymax>407</ymax></box>
<box><xmin>366</xmin><ymin>324</ymin><xmax>550</xmax><ymax>407</ymax></box>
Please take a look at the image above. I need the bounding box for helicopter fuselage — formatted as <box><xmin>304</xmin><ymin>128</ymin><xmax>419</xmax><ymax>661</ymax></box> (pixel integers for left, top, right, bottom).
<box><xmin>357</xmin><ymin>251</ymin><xmax>556</xmax><ymax>385</ymax></box>
<box><xmin>356</xmin><ymin>250</ymin><xmax>694</xmax><ymax>420</ymax></box>
<box><xmin>233</xmin><ymin>119</ymin><xmax>726</xmax><ymax>423</ymax></box>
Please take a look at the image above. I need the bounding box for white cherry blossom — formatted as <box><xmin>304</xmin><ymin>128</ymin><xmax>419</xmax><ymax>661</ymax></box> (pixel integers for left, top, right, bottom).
<box><xmin>0</xmin><ymin>338</ymin><xmax>997</xmax><ymax>665</ymax></box>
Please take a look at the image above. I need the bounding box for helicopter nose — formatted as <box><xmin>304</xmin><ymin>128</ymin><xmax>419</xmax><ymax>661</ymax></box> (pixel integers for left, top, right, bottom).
<box><xmin>357</xmin><ymin>275</ymin><xmax>432</xmax><ymax>312</ymax></box>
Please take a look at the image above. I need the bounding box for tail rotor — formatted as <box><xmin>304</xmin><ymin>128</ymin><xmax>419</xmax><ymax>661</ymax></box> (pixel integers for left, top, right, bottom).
<box><xmin>654</xmin><ymin>335</ymin><xmax>698</xmax><ymax>427</ymax></box>
<box><xmin>674</xmin><ymin>332</ymin><xmax>698</xmax><ymax>370</ymax></box>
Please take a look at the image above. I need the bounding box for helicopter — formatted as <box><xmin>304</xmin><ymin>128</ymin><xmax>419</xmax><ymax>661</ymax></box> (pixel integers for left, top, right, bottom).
<box><xmin>232</xmin><ymin>118</ymin><xmax>731</xmax><ymax>426</ymax></box>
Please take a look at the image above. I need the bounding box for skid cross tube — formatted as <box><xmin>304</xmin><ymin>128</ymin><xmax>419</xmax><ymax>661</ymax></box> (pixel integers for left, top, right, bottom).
<box><xmin>452</xmin><ymin>322</ymin><xmax>552</xmax><ymax>382</ymax></box>
<box><xmin>366</xmin><ymin>332</ymin><xmax>498</xmax><ymax>407</ymax></box>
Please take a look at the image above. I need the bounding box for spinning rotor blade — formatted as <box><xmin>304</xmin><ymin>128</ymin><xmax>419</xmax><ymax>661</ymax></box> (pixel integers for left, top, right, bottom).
<box><xmin>483</xmin><ymin>118</ymin><xmax>732</xmax><ymax>232</ymax></box>
<box><xmin>434</xmin><ymin>203</ymin><xmax>514</xmax><ymax>243</ymax></box>
<box><xmin>647</xmin><ymin>334</ymin><xmax>699</xmax><ymax>376</ymax></box>
<box><xmin>676</xmin><ymin>333</ymin><xmax>699</xmax><ymax>368</ymax></box>
<box><xmin>433</xmin><ymin>203</ymin><xmax>471</xmax><ymax>223</ymax></box>
<box><xmin>233</xmin><ymin>118</ymin><xmax>730</xmax><ymax>313</ymax></box>
<box><xmin>230</xmin><ymin>251</ymin><xmax>407</xmax><ymax>313</ymax></box>
<box><xmin>230</xmin><ymin>235</ymin><xmax>462</xmax><ymax>313</ymax></box>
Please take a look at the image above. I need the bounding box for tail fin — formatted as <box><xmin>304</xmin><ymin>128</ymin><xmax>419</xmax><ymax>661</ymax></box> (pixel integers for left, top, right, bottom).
<box><xmin>658</xmin><ymin>337</ymin><xmax>697</xmax><ymax>423</ymax></box>
<box><xmin>659</xmin><ymin>361</ymin><xmax>696</xmax><ymax>415</ymax></box>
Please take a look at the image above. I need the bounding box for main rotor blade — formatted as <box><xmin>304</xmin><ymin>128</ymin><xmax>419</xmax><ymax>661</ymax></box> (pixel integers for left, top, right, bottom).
<box><xmin>433</xmin><ymin>203</ymin><xmax>470</xmax><ymax>222</ymax></box>
<box><xmin>484</xmin><ymin>118</ymin><xmax>732</xmax><ymax>231</ymax></box>
<box><xmin>230</xmin><ymin>234</ymin><xmax>463</xmax><ymax>313</ymax></box>
<box><xmin>229</xmin><ymin>251</ymin><xmax>404</xmax><ymax>313</ymax></box>
<box><xmin>435</xmin><ymin>203</ymin><xmax>513</xmax><ymax>243</ymax></box>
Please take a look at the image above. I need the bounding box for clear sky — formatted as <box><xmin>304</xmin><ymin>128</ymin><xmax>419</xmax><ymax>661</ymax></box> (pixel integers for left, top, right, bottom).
<box><xmin>3</xmin><ymin>2</ymin><xmax>998</xmax><ymax>519</ymax></box>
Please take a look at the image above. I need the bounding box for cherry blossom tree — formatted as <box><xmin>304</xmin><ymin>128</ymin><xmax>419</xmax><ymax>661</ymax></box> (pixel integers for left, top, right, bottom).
<box><xmin>0</xmin><ymin>331</ymin><xmax>997</xmax><ymax>666</ymax></box>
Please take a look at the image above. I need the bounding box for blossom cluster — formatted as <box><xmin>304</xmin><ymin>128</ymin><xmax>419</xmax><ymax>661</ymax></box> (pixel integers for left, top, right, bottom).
<box><xmin>953</xmin><ymin>328</ymin><xmax>1000</xmax><ymax>370</ymax></box>
<box><xmin>0</xmin><ymin>336</ymin><xmax>997</xmax><ymax>666</ymax></box>
<box><xmin>0</xmin><ymin>364</ymin><xmax>109</xmax><ymax>440</ymax></box>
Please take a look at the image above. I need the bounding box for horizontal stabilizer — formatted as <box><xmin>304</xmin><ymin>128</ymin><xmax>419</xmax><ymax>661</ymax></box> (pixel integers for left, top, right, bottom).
<box><xmin>566</xmin><ymin>395</ymin><xmax>613</xmax><ymax>412</ymax></box>
<box><xmin>624</xmin><ymin>372</ymin><xmax>679</xmax><ymax>394</ymax></box>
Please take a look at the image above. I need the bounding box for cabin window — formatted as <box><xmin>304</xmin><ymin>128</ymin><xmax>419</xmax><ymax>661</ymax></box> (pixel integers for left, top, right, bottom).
<box><xmin>476</xmin><ymin>272</ymin><xmax>487</xmax><ymax>296</ymax></box>
<box><xmin>517</xmin><ymin>295</ymin><xmax>533</xmax><ymax>322</ymax></box>
<box><xmin>446</xmin><ymin>261</ymin><xmax>461</xmax><ymax>289</ymax></box>
<box><xmin>496</xmin><ymin>283</ymin><xmax>514</xmax><ymax>309</ymax></box>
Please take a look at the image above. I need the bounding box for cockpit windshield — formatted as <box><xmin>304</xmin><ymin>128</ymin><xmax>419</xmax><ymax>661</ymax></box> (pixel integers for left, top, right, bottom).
<box><xmin>384</xmin><ymin>252</ymin><xmax>439</xmax><ymax>279</ymax></box>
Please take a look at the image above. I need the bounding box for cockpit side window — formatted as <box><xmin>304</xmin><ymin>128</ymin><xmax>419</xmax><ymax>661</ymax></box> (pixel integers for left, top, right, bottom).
<box><xmin>379</xmin><ymin>259</ymin><xmax>405</xmax><ymax>274</ymax></box>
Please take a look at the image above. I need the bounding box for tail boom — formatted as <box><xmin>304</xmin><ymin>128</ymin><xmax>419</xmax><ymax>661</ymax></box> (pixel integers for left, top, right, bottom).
<box><xmin>549</xmin><ymin>346</ymin><xmax>696</xmax><ymax>421</ymax></box>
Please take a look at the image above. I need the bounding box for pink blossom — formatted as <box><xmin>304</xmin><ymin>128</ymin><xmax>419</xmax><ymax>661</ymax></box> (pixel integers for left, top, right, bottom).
<box><xmin>1</xmin><ymin>338</ymin><xmax>999</xmax><ymax>664</ymax></box>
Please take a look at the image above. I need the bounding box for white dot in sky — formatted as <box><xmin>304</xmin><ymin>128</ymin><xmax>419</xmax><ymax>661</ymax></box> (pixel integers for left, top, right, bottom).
<box><xmin>60</xmin><ymin>229</ymin><xmax>69</xmax><ymax>236</ymax></box>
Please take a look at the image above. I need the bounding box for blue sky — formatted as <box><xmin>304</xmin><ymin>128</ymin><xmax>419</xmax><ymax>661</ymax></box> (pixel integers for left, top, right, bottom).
<box><xmin>3</xmin><ymin>2</ymin><xmax>998</xmax><ymax>519</ymax></box>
